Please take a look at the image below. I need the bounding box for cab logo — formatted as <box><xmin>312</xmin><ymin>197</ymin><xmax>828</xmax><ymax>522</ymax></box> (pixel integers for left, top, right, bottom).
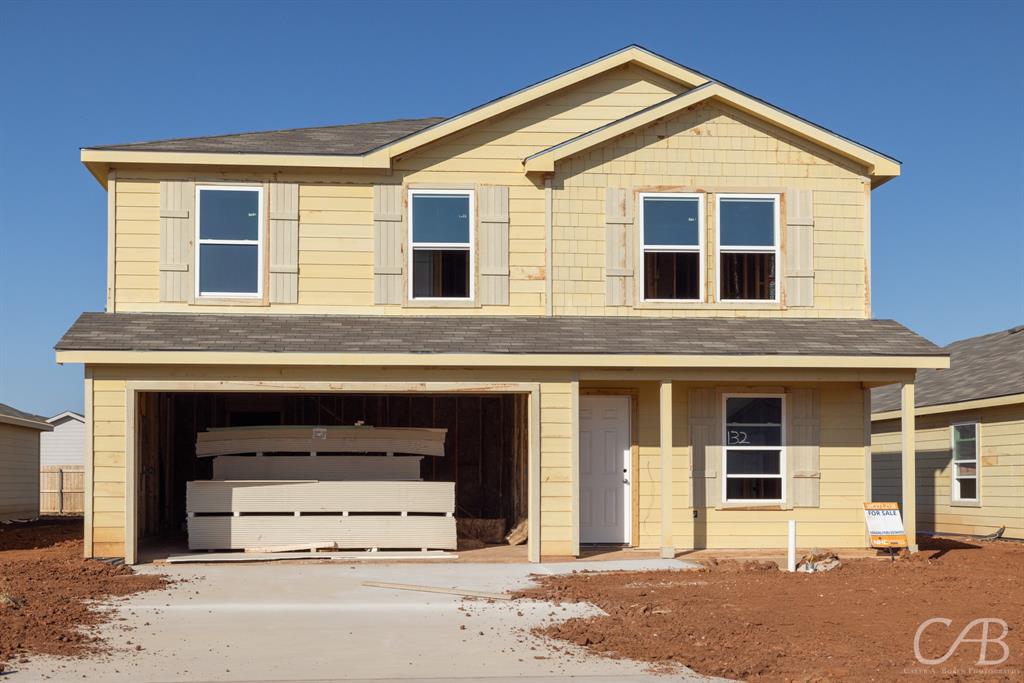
<box><xmin>914</xmin><ymin>618</ymin><xmax>1011</xmax><ymax>666</ymax></box>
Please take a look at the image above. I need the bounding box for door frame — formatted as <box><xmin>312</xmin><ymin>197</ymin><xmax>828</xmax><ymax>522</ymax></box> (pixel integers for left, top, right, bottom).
<box><xmin>580</xmin><ymin>388</ymin><xmax>639</xmax><ymax>547</ymax></box>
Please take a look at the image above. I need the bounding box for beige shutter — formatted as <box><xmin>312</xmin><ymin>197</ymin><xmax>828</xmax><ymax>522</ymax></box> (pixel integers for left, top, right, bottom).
<box><xmin>373</xmin><ymin>184</ymin><xmax>404</xmax><ymax>304</ymax></box>
<box><xmin>159</xmin><ymin>180</ymin><xmax>195</xmax><ymax>303</ymax></box>
<box><xmin>689</xmin><ymin>388</ymin><xmax>721</xmax><ymax>509</ymax></box>
<box><xmin>788</xmin><ymin>388</ymin><xmax>821</xmax><ymax>507</ymax></box>
<box><xmin>605</xmin><ymin>187</ymin><xmax>635</xmax><ymax>306</ymax></box>
<box><xmin>478</xmin><ymin>185</ymin><xmax>509</xmax><ymax>305</ymax></box>
<box><xmin>268</xmin><ymin>182</ymin><xmax>299</xmax><ymax>304</ymax></box>
<box><xmin>785</xmin><ymin>189</ymin><xmax>815</xmax><ymax>307</ymax></box>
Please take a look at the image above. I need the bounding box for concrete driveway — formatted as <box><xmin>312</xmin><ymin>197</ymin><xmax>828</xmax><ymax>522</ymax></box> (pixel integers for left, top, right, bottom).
<box><xmin>12</xmin><ymin>558</ymin><xmax>717</xmax><ymax>682</ymax></box>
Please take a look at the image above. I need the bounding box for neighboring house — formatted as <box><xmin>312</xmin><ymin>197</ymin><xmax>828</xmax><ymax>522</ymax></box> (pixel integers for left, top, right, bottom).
<box><xmin>871</xmin><ymin>327</ymin><xmax>1024</xmax><ymax>539</ymax></box>
<box><xmin>40</xmin><ymin>411</ymin><xmax>85</xmax><ymax>466</ymax></box>
<box><xmin>39</xmin><ymin>411</ymin><xmax>86</xmax><ymax>515</ymax></box>
<box><xmin>57</xmin><ymin>45</ymin><xmax>948</xmax><ymax>563</ymax></box>
<box><xmin>0</xmin><ymin>402</ymin><xmax>53</xmax><ymax>521</ymax></box>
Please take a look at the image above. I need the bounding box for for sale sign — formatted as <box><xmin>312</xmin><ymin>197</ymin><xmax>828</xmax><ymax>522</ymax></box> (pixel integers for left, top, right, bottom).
<box><xmin>863</xmin><ymin>502</ymin><xmax>907</xmax><ymax>548</ymax></box>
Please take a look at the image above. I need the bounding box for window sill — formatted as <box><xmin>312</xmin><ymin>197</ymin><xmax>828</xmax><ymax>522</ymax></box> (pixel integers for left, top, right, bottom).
<box><xmin>715</xmin><ymin>504</ymin><xmax>793</xmax><ymax>511</ymax></box>
<box><xmin>192</xmin><ymin>297</ymin><xmax>268</xmax><ymax>307</ymax></box>
<box><xmin>404</xmin><ymin>299</ymin><xmax>479</xmax><ymax>309</ymax></box>
<box><xmin>635</xmin><ymin>301</ymin><xmax>783</xmax><ymax>311</ymax></box>
<box><xmin>950</xmin><ymin>499</ymin><xmax>982</xmax><ymax>508</ymax></box>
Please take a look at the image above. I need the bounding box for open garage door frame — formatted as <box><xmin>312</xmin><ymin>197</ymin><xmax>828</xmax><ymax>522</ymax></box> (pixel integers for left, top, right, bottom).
<box><xmin>120</xmin><ymin>380</ymin><xmax>542</xmax><ymax>565</ymax></box>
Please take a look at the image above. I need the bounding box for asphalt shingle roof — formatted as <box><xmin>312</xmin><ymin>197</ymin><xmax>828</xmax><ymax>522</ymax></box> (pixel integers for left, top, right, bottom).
<box><xmin>90</xmin><ymin>117</ymin><xmax>445</xmax><ymax>156</ymax></box>
<box><xmin>872</xmin><ymin>326</ymin><xmax>1024</xmax><ymax>413</ymax></box>
<box><xmin>56</xmin><ymin>313</ymin><xmax>943</xmax><ymax>358</ymax></box>
<box><xmin>0</xmin><ymin>402</ymin><xmax>49</xmax><ymax>426</ymax></box>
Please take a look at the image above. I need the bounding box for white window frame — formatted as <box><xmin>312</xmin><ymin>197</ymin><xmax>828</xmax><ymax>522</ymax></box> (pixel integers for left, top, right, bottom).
<box><xmin>639</xmin><ymin>192</ymin><xmax>705</xmax><ymax>303</ymax></box>
<box><xmin>195</xmin><ymin>185</ymin><xmax>264</xmax><ymax>299</ymax></box>
<box><xmin>715</xmin><ymin>193</ymin><xmax>780</xmax><ymax>303</ymax></box>
<box><xmin>950</xmin><ymin>421</ymin><xmax>980</xmax><ymax>503</ymax></box>
<box><xmin>407</xmin><ymin>188</ymin><xmax>475</xmax><ymax>301</ymax></box>
<box><xmin>722</xmin><ymin>393</ymin><xmax>786</xmax><ymax>504</ymax></box>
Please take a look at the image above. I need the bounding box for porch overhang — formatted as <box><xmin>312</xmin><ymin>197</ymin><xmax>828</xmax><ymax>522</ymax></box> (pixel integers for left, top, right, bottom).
<box><xmin>57</xmin><ymin>349</ymin><xmax>947</xmax><ymax>371</ymax></box>
<box><xmin>55</xmin><ymin>312</ymin><xmax>948</xmax><ymax>375</ymax></box>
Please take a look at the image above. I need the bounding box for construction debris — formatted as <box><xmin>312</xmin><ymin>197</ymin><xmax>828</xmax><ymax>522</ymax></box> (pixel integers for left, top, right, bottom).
<box><xmin>796</xmin><ymin>549</ymin><xmax>842</xmax><ymax>573</ymax></box>
<box><xmin>505</xmin><ymin>519</ymin><xmax>528</xmax><ymax>546</ymax></box>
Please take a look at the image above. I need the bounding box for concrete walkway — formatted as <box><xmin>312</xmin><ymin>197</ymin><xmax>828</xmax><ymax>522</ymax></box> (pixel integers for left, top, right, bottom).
<box><xmin>11</xmin><ymin>559</ymin><xmax>719</xmax><ymax>682</ymax></box>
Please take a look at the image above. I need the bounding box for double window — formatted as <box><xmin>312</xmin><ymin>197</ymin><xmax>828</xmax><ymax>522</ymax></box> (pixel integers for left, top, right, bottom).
<box><xmin>409</xmin><ymin>190</ymin><xmax>473</xmax><ymax>300</ymax></box>
<box><xmin>723</xmin><ymin>395</ymin><xmax>785</xmax><ymax>502</ymax></box>
<box><xmin>716</xmin><ymin>194</ymin><xmax>779</xmax><ymax>302</ymax></box>
<box><xmin>196</xmin><ymin>186</ymin><xmax>263</xmax><ymax>298</ymax></box>
<box><xmin>951</xmin><ymin>423</ymin><xmax>979</xmax><ymax>502</ymax></box>
<box><xmin>640</xmin><ymin>193</ymin><xmax>704</xmax><ymax>301</ymax></box>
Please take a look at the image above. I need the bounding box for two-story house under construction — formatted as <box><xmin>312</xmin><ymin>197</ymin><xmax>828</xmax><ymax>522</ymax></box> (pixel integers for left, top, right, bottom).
<box><xmin>57</xmin><ymin>46</ymin><xmax>948</xmax><ymax>563</ymax></box>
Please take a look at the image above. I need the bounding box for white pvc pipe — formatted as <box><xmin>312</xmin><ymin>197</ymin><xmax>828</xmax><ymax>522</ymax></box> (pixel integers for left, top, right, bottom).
<box><xmin>787</xmin><ymin>519</ymin><xmax>797</xmax><ymax>572</ymax></box>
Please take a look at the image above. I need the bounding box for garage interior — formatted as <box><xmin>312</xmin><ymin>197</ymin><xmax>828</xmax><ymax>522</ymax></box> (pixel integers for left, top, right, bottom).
<box><xmin>135</xmin><ymin>391</ymin><xmax>529</xmax><ymax>556</ymax></box>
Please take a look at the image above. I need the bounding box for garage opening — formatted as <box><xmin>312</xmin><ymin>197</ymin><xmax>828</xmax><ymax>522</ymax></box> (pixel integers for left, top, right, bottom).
<box><xmin>134</xmin><ymin>392</ymin><xmax>529</xmax><ymax>558</ymax></box>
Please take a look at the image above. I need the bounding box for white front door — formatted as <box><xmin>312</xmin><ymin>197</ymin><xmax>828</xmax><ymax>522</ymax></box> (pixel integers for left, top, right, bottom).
<box><xmin>579</xmin><ymin>395</ymin><xmax>631</xmax><ymax>544</ymax></box>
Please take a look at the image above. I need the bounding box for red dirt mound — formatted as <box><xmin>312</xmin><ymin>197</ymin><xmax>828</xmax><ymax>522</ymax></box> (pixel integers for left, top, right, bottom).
<box><xmin>0</xmin><ymin>519</ymin><xmax>166</xmax><ymax>663</ymax></box>
<box><xmin>516</xmin><ymin>537</ymin><xmax>1023</xmax><ymax>681</ymax></box>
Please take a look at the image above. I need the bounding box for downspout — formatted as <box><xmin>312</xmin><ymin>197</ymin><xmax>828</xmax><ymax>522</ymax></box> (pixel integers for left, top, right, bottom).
<box><xmin>545</xmin><ymin>175</ymin><xmax>553</xmax><ymax>316</ymax></box>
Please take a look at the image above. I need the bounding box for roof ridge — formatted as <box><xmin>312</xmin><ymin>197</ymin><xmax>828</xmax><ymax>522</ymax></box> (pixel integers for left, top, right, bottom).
<box><xmin>943</xmin><ymin>325</ymin><xmax>1024</xmax><ymax>350</ymax></box>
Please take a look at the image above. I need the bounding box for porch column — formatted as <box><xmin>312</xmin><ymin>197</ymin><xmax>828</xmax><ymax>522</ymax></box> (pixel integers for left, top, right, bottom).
<box><xmin>901</xmin><ymin>381</ymin><xmax>917</xmax><ymax>552</ymax></box>
<box><xmin>660</xmin><ymin>380</ymin><xmax>674</xmax><ymax>559</ymax></box>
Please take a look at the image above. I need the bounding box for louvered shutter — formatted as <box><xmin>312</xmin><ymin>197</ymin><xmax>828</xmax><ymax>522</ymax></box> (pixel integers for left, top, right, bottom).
<box><xmin>159</xmin><ymin>180</ymin><xmax>195</xmax><ymax>303</ymax></box>
<box><xmin>788</xmin><ymin>388</ymin><xmax>821</xmax><ymax>507</ymax></box>
<box><xmin>478</xmin><ymin>185</ymin><xmax>509</xmax><ymax>305</ymax></box>
<box><xmin>605</xmin><ymin>187</ymin><xmax>635</xmax><ymax>306</ymax></box>
<box><xmin>689</xmin><ymin>388</ymin><xmax>721</xmax><ymax>509</ymax></box>
<box><xmin>785</xmin><ymin>189</ymin><xmax>815</xmax><ymax>307</ymax></box>
<box><xmin>268</xmin><ymin>182</ymin><xmax>299</xmax><ymax>304</ymax></box>
<box><xmin>373</xmin><ymin>185</ymin><xmax>404</xmax><ymax>304</ymax></box>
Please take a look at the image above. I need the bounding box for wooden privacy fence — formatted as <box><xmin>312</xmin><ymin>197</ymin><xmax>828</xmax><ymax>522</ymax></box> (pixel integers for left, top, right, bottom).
<box><xmin>40</xmin><ymin>465</ymin><xmax>84</xmax><ymax>514</ymax></box>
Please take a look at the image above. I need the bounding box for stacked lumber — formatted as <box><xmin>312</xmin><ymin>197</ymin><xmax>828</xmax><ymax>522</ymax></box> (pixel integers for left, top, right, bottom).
<box><xmin>186</xmin><ymin>481</ymin><xmax>456</xmax><ymax>551</ymax></box>
<box><xmin>196</xmin><ymin>425</ymin><xmax>446</xmax><ymax>458</ymax></box>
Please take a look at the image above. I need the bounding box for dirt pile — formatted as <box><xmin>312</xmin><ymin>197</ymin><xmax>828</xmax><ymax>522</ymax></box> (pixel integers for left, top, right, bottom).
<box><xmin>0</xmin><ymin>519</ymin><xmax>166</xmax><ymax>663</ymax></box>
<box><xmin>516</xmin><ymin>537</ymin><xmax>1024</xmax><ymax>681</ymax></box>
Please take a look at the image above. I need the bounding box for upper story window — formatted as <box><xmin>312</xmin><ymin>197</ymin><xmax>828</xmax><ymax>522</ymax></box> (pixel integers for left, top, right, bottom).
<box><xmin>723</xmin><ymin>395</ymin><xmax>784</xmax><ymax>503</ymax></box>
<box><xmin>640</xmin><ymin>193</ymin><xmax>704</xmax><ymax>302</ymax></box>
<box><xmin>951</xmin><ymin>423</ymin><xmax>979</xmax><ymax>502</ymax></box>
<box><xmin>717</xmin><ymin>195</ymin><xmax>779</xmax><ymax>302</ymax></box>
<box><xmin>409</xmin><ymin>190</ymin><xmax>473</xmax><ymax>300</ymax></box>
<box><xmin>196</xmin><ymin>186</ymin><xmax>263</xmax><ymax>298</ymax></box>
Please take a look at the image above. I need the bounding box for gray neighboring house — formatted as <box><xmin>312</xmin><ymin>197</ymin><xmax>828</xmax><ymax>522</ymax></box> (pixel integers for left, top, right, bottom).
<box><xmin>0</xmin><ymin>402</ymin><xmax>53</xmax><ymax>521</ymax></box>
<box><xmin>41</xmin><ymin>411</ymin><xmax>85</xmax><ymax>467</ymax></box>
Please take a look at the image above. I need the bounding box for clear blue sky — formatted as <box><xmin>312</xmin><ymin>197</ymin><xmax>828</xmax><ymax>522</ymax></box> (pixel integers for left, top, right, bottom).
<box><xmin>1</xmin><ymin>0</ymin><xmax>1022</xmax><ymax>416</ymax></box>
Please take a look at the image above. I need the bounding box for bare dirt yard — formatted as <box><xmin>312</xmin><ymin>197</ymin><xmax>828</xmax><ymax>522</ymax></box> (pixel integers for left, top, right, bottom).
<box><xmin>0</xmin><ymin>518</ymin><xmax>166</xmax><ymax>667</ymax></box>
<box><xmin>516</xmin><ymin>537</ymin><xmax>1024</xmax><ymax>682</ymax></box>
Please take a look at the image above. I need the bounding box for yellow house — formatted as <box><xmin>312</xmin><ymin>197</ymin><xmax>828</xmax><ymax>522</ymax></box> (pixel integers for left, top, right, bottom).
<box><xmin>57</xmin><ymin>45</ymin><xmax>948</xmax><ymax>563</ymax></box>
<box><xmin>872</xmin><ymin>327</ymin><xmax>1023</xmax><ymax>539</ymax></box>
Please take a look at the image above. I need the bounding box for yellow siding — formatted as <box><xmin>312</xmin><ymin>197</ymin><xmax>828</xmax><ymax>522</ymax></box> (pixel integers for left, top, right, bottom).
<box><xmin>872</xmin><ymin>404</ymin><xmax>1024</xmax><ymax>539</ymax></box>
<box><xmin>553</xmin><ymin>100</ymin><xmax>870</xmax><ymax>318</ymax></box>
<box><xmin>0</xmin><ymin>423</ymin><xmax>41</xmax><ymax>521</ymax></box>
<box><xmin>110</xmin><ymin>65</ymin><xmax>685</xmax><ymax>315</ymax></box>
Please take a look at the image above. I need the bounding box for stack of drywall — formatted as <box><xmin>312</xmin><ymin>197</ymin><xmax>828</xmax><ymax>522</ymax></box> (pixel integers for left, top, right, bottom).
<box><xmin>212</xmin><ymin>455</ymin><xmax>423</xmax><ymax>481</ymax></box>
<box><xmin>187</xmin><ymin>425</ymin><xmax>454</xmax><ymax>551</ymax></box>
<box><xmin>186</xmin><ymin>480</ymin><xmax>456</xmax><ymax>550</ymax></box>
